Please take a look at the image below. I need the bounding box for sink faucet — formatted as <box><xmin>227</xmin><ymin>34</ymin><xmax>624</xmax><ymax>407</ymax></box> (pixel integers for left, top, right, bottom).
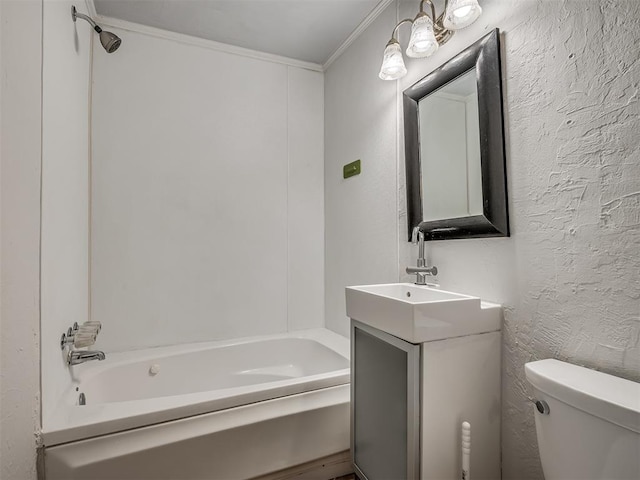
<box><xmin>406</xmin><ymin>226</ymin><xmax>438</xmax><ymax>285</ymax></box>
<box><xmin>67</xmin><ymin>350</ymin><xmax>106</xmax><ymax>366</ymax></box>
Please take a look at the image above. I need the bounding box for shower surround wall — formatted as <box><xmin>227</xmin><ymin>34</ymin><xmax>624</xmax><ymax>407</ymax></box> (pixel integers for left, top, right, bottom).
<box><xmin>40</xmin><ymin>0</ymin><xmax>93</xmax><ymax>444</ymax></box>
<box><xmin>324</xmin><ymin>0</ymin><xmax>640</xmax><ymax>478</ymax></box>
<box><xmin>90</xmin><ymin>27</ymin><xmax>324</xmax><ymax>352</ymax></box>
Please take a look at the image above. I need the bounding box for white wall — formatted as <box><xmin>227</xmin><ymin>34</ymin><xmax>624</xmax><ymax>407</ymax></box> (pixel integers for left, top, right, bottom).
<box><xmin>324</xmin><ymin>4</ymin><xmax>399</xmax><ymax>338</ymax></box>
<box><xmin>288</xmin><ymin>67</ymin><xmax>326</xmax><ymax>331</ymax></box>
<box><xmin>90</xmin><ymin>29</ymin><xmax>324</xmax><ymax>352</ymax></box>
<box><xmin>0</xmin><ymin>1</ymin><xmax>42</xmax><ymax>477</ymax></box>
<box><xmin>40</xmin><ymin>0</ymin><xmax>93</xmax><ymax>432</ymax></box>
<box><xmin>324</xmin><ymin>0</ymin><xmax>640</xmax><ymax>478</ymax></box>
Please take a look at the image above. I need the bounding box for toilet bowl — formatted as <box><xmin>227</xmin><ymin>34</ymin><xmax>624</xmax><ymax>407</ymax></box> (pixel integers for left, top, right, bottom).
<box><xmin>525</xmin><ymin>359</ymin><xmax>640</xmax><ymax>480</ymax></box>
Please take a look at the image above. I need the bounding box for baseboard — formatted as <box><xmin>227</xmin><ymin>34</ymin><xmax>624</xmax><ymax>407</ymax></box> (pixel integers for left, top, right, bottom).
<box><xmin>253</xmin><ymin>450</ymin><xmax>353</xmax><ymax>480</ymax></box>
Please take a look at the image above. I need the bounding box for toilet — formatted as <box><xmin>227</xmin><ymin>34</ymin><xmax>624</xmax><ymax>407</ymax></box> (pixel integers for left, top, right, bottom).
<box><xmin>525</xmin><ymin>359</ymin><xmax>640</xmax><ymax>480</ymax></box>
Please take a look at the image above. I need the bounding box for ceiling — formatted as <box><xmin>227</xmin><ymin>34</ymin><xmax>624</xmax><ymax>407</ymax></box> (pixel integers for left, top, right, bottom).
<box><xmin>94</xmin><ymin>0</ymin><xmax>384</xmax><ymax>65</ymax></box>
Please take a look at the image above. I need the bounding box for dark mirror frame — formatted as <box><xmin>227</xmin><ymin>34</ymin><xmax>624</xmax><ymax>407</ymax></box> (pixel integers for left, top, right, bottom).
<box><xmin>403</xmin><ymin>28</ymin><xmax>509</xmax><ymax>241</ymax></box>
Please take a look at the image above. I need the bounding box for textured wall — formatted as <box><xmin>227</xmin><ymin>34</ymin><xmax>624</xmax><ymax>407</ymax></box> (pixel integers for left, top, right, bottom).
<box><xmin>481</xmin><ymin>2</ymin><xmax>639</xmax><ymax>475</ymax></box>
<box><xmin>0</xmin><ymin>1</ymin><xmax>42</xmax><ymax>478</ymax></box>
<box><xmin>495</xmin><ymin>0</ymin><xmax>640</xmax><ymax>379</ymax></box>
<box><xmin>325</xmin><ymin>0</ymin><xmax>640</xmax><ymax>477</ymax></box>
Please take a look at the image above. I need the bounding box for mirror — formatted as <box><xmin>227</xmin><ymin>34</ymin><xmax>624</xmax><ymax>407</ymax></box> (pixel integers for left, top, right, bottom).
<box><xmin>403</xmin><ymin>29</ymin><xmax>509</xmax><ymax>241</ymax></box>
<box><xmin>419</xmin><ymin>69</ymin><xmax>482</xmax><ymax>222</ymax></box>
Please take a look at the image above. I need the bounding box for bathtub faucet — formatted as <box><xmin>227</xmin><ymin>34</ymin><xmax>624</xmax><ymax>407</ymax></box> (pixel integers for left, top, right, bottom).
<box><xmin>67</xmin><ymin>349</ymin><xmax>106</xmax><ymax>366</ymax></box>
<box><xmin>406</xmin><ymin>226</ymin><xmax>438</xmax><ymax>285</ymax></box>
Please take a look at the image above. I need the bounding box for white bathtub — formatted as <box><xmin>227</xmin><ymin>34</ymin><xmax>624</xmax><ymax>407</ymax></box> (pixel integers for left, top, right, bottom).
<box><xmin>43</xmin><ymin>329</ymin><xmax>351</xmax><ymax>479</ymax></box>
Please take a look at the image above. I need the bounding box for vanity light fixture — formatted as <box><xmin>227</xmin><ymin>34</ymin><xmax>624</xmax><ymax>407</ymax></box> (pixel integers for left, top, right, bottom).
<box><xmin>379</xmin><ymin>0</ymin><xmax>482</xmax><ymax>80</ymax></box>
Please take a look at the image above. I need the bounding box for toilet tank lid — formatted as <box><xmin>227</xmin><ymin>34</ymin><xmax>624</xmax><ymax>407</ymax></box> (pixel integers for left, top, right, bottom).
<box><xmin>525</xmin><ymin>359</ymin><xmax>640</xmax><ymax>433</ymax></box>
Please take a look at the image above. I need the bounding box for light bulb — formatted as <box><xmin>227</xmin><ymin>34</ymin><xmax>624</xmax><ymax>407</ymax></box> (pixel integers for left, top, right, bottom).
<box><xmin>454</xmin><ymin>6</ymin><xmax>473</xmax><ymax>17</ymax></box>
<box><xmin>379</xmin><ymin>41</ymin><xmax>407</xmax><ymax>80</ymax></box>
<box><xmin>406</xmin><ymin>15</ymin><xmax>439</xmax><ymax>58</ymax></box>
<box><xmin>443</xmin><ymin>0</ymin><xmax>482</xmax><ymax>30</ymax></box>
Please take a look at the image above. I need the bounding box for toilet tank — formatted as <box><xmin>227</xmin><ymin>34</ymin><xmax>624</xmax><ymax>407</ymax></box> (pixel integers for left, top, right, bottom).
<box><xmin>525</xmin><ymin>359</ymin><xmax>640</xmax><ymax>480</ymax></box>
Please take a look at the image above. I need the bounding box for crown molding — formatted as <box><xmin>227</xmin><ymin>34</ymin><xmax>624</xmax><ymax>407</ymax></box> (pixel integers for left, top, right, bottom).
<box><xmin>323</xmin><ymin>0</ymin><xmax>395</xmax><ymax>71</ymax></box>
<box><xmin>84</xmin><ymin>0</ymin><xmax>393</xmax><ymax>73</ymax></box>
<box><xmin>86</xmin><ymin>3</ymin><xmax>323</xmax><ymax>72</ymax></box>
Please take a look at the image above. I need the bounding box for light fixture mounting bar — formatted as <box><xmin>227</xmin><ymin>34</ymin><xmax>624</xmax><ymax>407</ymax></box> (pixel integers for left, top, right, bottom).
<box><xmin>392</xmin><ymin>18</ymin><xmax>416</xmax><ymax>41</ymax></box>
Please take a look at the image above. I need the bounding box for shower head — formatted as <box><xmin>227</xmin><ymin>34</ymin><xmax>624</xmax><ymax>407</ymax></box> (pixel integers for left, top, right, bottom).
<box><xmin>99</xmin><ymin>31</ymin><xmax>122</xmax><ymax>54</ymax></box>
<box><xmin>72</xmin><ymin>6</ymin><xmax>122</xmax><ymax>53</ymax></box>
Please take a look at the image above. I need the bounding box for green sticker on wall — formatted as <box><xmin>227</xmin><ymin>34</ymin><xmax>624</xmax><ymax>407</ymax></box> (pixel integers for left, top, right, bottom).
<box><xmin>343</xmin><ymin>159</ymin><xmax>361</xmax><ymax>179</ymax></box>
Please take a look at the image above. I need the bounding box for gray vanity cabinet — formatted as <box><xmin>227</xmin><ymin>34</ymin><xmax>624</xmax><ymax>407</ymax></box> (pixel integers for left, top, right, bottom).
<box><xmin>351</xmin><ymin>320</ymin><xmax>420</xmax><ymax>479</ymax></box>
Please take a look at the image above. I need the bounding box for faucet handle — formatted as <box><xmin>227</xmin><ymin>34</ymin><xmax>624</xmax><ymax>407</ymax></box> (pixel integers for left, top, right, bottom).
<box><xmin>73</xmin><ymin>332</ymin><xmax>97</xmax><ymax>349</ymax></box>
<box><xmin>406</xmin><ymin>265</ymin><xmax>438</xmax><ymax>276</ymax></box>
<box><xmin>82</xmin><ymin>321</ymin><xmax>102</xmax><ymax>333</ymax></box>
<box><xmin>60</xmin><ymin>321</ymin><xmax>102</xmax><ymax>350</ymax></box>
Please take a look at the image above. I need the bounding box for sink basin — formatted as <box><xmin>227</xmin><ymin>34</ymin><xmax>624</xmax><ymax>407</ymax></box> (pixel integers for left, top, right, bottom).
<box><xmin>345</xmin><ymin>283</ymin><xmax>501</xmax><ymax>343</ymax></box>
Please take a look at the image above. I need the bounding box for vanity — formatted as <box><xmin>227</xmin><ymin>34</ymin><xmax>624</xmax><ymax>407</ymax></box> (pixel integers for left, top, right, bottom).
<box><xmin>346</xmin><ymin>26</ymin><xmax>508</xmax><ymax>480</ymax></box>
<box><xmin>346</xmin><ymin>283</ymin><xmax>501</xmax><ymax>480</ymax></box>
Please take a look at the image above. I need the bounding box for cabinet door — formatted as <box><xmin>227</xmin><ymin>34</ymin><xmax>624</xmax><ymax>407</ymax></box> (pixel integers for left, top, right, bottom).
<box><xmin>351</xmin><ymin>320</ymin><xmax>420</xmax><ymax>480</ymax></box>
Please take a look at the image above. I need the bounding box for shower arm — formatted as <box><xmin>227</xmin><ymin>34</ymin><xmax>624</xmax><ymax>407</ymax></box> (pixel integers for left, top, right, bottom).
<box><xmin>72</xmin><ymin>6</ymin><xmax>104</xmax><ymax>33</ymax></box>
<box><xmin>71</xmin><ymin>5</ymin><xmax>122</xmax><ymax>53</ymax></box>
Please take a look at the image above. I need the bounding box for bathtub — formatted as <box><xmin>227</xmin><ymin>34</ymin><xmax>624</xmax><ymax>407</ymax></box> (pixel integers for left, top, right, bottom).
<box><xmin>42</xmin><ymin>328</ymin><xmax>351</xmax><ymax>480</ymax></box>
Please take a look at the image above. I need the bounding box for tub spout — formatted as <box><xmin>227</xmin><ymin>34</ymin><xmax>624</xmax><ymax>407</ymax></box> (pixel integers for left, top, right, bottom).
<box><xmin>68</xmin><ymin>350</ymin><xmax>106</xmax><ymax>366</ymax></box>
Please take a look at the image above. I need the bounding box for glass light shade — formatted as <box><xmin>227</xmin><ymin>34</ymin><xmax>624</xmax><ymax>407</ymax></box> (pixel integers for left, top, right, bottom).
<box><xmin>406</xmin><ymin>15</ymin><xmax>438</xmax><ymax>58</ymax></box>
<box><xmin>379</xmin><ymin>42</ymin><xmax>407</xmax><ymax>80</ymax></box>
<box><xmin>443</xmin><ymin>0</ymin><xmax>482</xmax><ymax>30</ymax></box>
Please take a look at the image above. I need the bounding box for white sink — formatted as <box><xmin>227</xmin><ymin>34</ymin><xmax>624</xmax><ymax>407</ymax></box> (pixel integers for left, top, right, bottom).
<box><xmin>345</xmin><ymin>283</ymin><xmax>501</xmax><ymax>343</ymax></box>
